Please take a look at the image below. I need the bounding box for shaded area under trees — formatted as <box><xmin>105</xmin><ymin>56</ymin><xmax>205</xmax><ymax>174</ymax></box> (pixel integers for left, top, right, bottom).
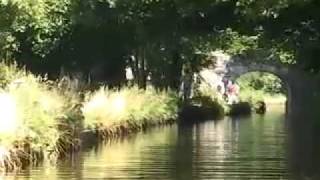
<box><xmin>1</xmin><ymin>0</ymin><xmax>320</xmax><ymax>90</ymax></box>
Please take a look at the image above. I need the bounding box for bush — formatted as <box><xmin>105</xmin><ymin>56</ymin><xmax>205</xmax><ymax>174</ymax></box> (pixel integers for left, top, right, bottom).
<box><xmin>236</xmin><ymin>72</ymin><xmax>287</xmax><ymax>107</ymax></box>
<box><xmin>179</xmin><ymin>95</ymin><xmax>225</xmax><ymax>122</ymax></box>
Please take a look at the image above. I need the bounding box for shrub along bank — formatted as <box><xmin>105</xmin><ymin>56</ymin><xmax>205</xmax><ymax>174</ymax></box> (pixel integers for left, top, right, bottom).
<box><xmin>188</xmin><ymin>76</ymin><xmax>287</xmax><ymax>118</ymax></box>
<box><xmin>180</xmin><ymin>80</ymin><xmax>252</xmax><ymax>120</ymax></box>
<box><xmin>178</xmin><ymin>95</ymin><xmax>225</xmax><ymax>122</ymax></box>
<box><xmin>0</xmin><ymin>63</ymin><xmax>178</xmax><ymax>171</ymax></box>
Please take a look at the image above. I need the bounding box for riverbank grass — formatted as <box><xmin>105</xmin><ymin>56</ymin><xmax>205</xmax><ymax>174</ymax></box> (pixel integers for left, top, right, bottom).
<box><xmin>0</xmin><ymin>63</ymin><xmax>180</xmax><ymax>171</ymax></box>
<box><xmin>178</xmin><ymin>81</ymin><xmax>226</xmax><ymax>122</ymax></box>
<box><xmin>82</xmin><ymin>86</ymin><xmax>179</xmax><ymax>136</ymax></box>
<box><xmin>0</xmin><ymin>63</ymin><xmax>82</xmax><ymax>170</ymax></box>
<box><xmin>239</xmin><ymin>89</ymin><xmax>286</xmax><ymax>106</ymax></box>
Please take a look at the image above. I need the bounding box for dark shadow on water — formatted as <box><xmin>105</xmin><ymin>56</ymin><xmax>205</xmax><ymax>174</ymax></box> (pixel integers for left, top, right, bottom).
<box><xmin>287</xmin><ymin>114</ymin><xmax>320</xmax><ymax>180</ymax></box>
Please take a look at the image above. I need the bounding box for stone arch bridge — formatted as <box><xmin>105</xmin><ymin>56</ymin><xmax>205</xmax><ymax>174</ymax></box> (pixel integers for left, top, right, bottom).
<box><xmin>196</xmin><ymin>51</ymin><xmax>320</xmax><ymax>176</ymax></box>
<box><xmin>198</xmin><ymin>51</ymin><xmax>318</xmax><ymax>115</ymax></box>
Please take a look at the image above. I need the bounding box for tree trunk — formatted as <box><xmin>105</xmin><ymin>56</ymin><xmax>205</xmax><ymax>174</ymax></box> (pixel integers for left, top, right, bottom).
<box><xmin>170</xmin><ymin>50</ymin><xmax>183</xmax><ymax>90</ymax></box>
<box><xmin>131</xmin><ymin>46</ymin><xmax>147</xmax><ymax>89</ymax></box>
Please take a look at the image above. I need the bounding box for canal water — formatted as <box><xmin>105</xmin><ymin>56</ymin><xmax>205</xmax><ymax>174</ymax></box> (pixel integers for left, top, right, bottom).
<box><xmin>5</xmin><ymin>110</ymin><xmax>289</xmax><ymax>179</ymax></box>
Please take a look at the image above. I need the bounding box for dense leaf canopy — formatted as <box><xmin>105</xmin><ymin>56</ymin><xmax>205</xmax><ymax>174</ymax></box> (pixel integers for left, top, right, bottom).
<box><xmin>1</xmin><ymin>0</ymin><xmax>320</xmax><ymax>87</ymax></box>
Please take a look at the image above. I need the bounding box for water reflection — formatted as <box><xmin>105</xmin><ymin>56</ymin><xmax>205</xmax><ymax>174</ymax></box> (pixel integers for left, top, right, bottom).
<box><xmin>189</xmin><ymin>114</ymin><xmax>288</xmax><ymax>180</ymax></box>
<box><xmin>5</xmin><ymin>111</ymin><xmax>295</xmax><ymax>179</ymax></box>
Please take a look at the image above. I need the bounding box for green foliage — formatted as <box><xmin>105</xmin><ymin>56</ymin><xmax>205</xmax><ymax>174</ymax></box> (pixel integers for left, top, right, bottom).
<box><xmin>236</xmin><ymin>72</ymin><xmax>287</xmax><ymax>105</ymax></box>
<box><xmin>195</xmin><ymin>81</ymin><xmax>226</xmax><ymax>107</ymax></box>
<box><xmin>217</xmin><ymin>28</ymin><xmax>259</xmax><ymax>55</ymax></box>
<box><xmin>0</xmin><ymin>0</ymin><xmax>73</xmax><ymax>58</ymax></box>
<box><xmin>247</xmin><ymin>0</ymin><xmax>320</xmax><ymax>71</ymax></box>
<box><xmin>237</xmin><ymin>72</ymin><xmax>284</xmax><ymax>94</ymax></box>
<box><xmin>190</xmin><ymin>81</ymin><xmax>227</xmax><ymax>118</ymax></box>
<box><xmin>1</xmin><ymin>0</ymin><xmax>320</xmax><ymax>87</ymax></box>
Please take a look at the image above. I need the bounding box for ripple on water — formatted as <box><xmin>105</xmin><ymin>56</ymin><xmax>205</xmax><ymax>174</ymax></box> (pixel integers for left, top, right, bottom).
<box><xmin>5</xmin><ymin>112</ymin><xmax>290</xmax><ymax>179</ymax></box>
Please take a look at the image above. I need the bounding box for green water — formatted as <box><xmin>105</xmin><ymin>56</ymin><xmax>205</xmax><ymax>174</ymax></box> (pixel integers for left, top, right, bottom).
<box><xmin>5</xmin><ymin>111</ymin><xmax>289</xmax><ymax>179</ymax></box>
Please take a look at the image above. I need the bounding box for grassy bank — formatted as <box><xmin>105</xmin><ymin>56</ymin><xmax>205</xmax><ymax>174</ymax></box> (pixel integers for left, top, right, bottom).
<box><xmin>0</xmin><ymin>63</ymin><xmax>284</xmax><ymax>171</ymax></box>
<box><xmin>236</xmin><ymin>72</ymin><xmax>287</xmax><ymax>107</ymax></box>
<box><xmin>0</xmin><ymin>63</ymin><xmax>83</xmax><ymax>171</ymax></box>
<box><xmin>82</xmin><ymin>86</ymin><xmax>178</xmax><ymax>138</ymax></box>
<box><xmin>192</xmin><ymin>79</ymin><xmax>286</xmax><ymax>117</ymax></box>
<box><xmin>239</xmin><ymin>89</ymin><xmax>286</xmax><ymax>106</ymax></box>
<box><xmin>0</xmin><ymin>63</ymin><xmax>179</xmax><ymax>171</ymax></box>
<box><xmin>178</xmin><ymin>82</ymin><xmax>226</xmax><ymax>122</ymax></box>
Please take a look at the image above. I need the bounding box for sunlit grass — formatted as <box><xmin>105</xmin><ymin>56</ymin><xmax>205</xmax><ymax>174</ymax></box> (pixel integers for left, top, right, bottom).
<box><xmin>239</xmin><ymin>89</ymin><xmax>286</xmax><ymax>106</ymax></box>
<box><xmin>0</xmin><ymin>62</ymin><xmax>26</xmax><ymax>88</ymax></box>
<box><xmin>0</xmin><ymin>63</ymin><xmax>82</xmax><ymax>170</ymax></box>
<box><xmin>0</xmin><ymin>62</ymin><xmax>179</xmax><ymax>171</ymax></box>
<box><xmin>0</xmin><ymin>93</ymin><xmax>18</xmax><ymax>137</ymax></box>
<box><xmin>82</xmin><ymin>86</ymin><xmax>179</xmax><ymax>130</ymax></box>
<box><xmin>194</xmin><ymin>81</ymin><xmax>228</xmax><ymax>112</ymax></box>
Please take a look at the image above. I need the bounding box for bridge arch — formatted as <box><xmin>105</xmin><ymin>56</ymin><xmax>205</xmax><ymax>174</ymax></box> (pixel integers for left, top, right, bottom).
<box><xmin>197</xmin><ymin>50</ymin><xmax>320</xmax><ymax>123</ymax></box>
<box><xmin>198</xmin><ymin>51</ymin><xmax>293</xmax><ymax>111</ymax></box>
<box><xmin>223</xmin><ymin>58</ymin><xmax>289</xmax><ymax>82</ymax></box>
<box><xmin>223</xmin><ymin>56</ymin><xmax>291</xmax><ymax>105</ymax></box>
<box><xmin>200</xmin><ymin>52</ymin><xmax>289</xmax><ymax>89</ymax></box>
<box><xmin>197</xmin><ymin>51</ymin><xmax>320</xmax><ymax>175</ymax></box>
